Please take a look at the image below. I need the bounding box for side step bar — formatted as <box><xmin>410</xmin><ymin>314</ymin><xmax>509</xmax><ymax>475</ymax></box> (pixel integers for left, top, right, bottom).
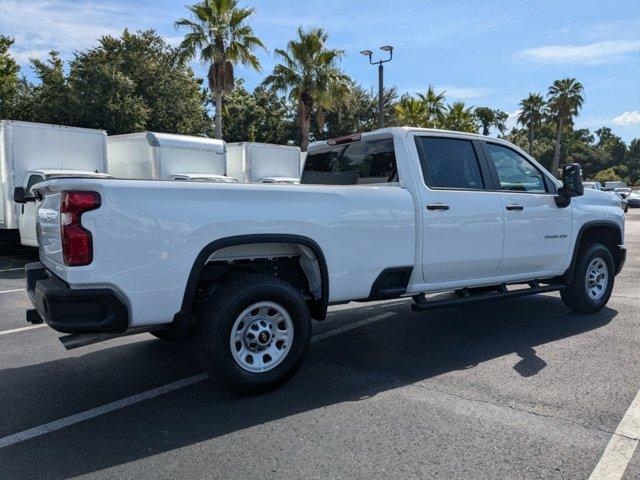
<box><xmin>411</xmin><ymin>283</ymin><xmax>565</xmax><ymax>312</ymax></box>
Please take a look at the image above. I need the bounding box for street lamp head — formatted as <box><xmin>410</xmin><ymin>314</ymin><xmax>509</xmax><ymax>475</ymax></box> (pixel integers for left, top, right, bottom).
<box><xmin>359</xmin><ymin>50</ymin><xmax>373</xmax><ymax>57</ymax></box>
<box><xmin>379</xmin><ymin>45</ymin><xmax>393</xmax><ymax>52</ymax></box>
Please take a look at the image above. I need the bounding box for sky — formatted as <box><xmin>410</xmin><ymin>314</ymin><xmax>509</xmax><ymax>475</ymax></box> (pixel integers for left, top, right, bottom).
<box><xmin>1</xmin><ymin>0</ymin><xmax>639</xmax><ymax>141</ymax></box>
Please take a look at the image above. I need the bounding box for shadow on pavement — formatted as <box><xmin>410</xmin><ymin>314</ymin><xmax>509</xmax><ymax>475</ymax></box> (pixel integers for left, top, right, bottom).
<box><xmin>0</xmin><ymin>294</ymin><xmax>617</xmax><ymax>478</ymax></box>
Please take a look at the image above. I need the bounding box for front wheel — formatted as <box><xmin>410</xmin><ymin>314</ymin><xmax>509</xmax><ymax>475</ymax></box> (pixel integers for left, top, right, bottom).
<box><xmin>561</xmin><ymin>242</ymin><xmax>615</xmax><ymax>313</ymax></box>
<box><xmin>196</xmin><ymin>274</ymin><xmax>311</xmax><ymax>394</ymax></box>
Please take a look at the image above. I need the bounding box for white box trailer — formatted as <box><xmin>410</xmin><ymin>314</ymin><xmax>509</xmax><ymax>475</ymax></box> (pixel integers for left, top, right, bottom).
<box><xmin>0</xmin><ymin>120</ymin><xmax>108</xmax><ymax>252</ymax></box>
<box><xmin>107</xmin><ymin>132</ymin><xmax>227</xmax><ymax>180</ymax></box>
<box><xmin>226</xmin><ymin>142</ymin><xmax>302</xmax><ymax>183</ymax></box>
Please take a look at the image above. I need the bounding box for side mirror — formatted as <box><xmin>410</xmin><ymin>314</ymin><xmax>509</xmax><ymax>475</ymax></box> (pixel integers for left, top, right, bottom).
<box><xmin>555</xmin><ymin>163</ymin><xmax>584</xmax><ymax>208</ymax></box>
<box><xmin>14</xmin><ymin>186</ymin><xmax>36</xmax><ymax>204</ymax></box>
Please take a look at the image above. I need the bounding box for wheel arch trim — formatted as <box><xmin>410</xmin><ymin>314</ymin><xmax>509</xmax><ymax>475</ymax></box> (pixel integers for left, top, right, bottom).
<box><xmin>565</xmin><ymin>220</ymin><xmax>623</xmax><ymax>282</ymax></box>
<box><xmin>178</xmin><ymin>234</ymin><xmax>330</xmax><ymax>321</ymax></box>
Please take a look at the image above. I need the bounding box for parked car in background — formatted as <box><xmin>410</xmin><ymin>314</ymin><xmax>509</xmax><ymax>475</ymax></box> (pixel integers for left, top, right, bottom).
<box><xmin>627</xmin><ymin>190</ymin><xmax>640</xmax><ymax>208</ymax></box>
<box><xmin>611</xmin><ymin>191</ymin><xmax>629</xmax><ymax>213</ymax></box>
<box><xmin>614</xmin><ymin>187</ymin><xmax>632</xmax><ymax>199</ymax></box>
<box><xmin>22</xmin><ymin>127</ymin><xmax>626</xmax><ymax>393</ymax></box>
<box><xmin>226</xmin><ymin>142</ymin><xmax>301</xmax><ymax>183</ymax></box>
<box><xmin>107</xmin><ymin>132</ymin><xmax>226</xmax><ymax>181</ymax></box>
<box><xmin>583</xmin><ymin>181</ymin><xmax>602</xmax><ymax>191</ymax></box>
<box><xmin>604</xmin><ymin>181</ymin><xmax>627</xmax><ymax>191</ymax></box>
<box><xmin>0</xmin><ymin>120</ymin><xmax>108</xmax><ymax>252</ymax></box>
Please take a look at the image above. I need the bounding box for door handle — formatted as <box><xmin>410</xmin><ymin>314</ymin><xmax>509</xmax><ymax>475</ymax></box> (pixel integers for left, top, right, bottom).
<box><xmin>506</xmin><ymin>204</ymin><xmax>524</xmax><ymax>211</ymax></box>
<box><xmin>426</xmin><ymin>203</ymin><xmax>450</xmax><ymax>211</ymax></box>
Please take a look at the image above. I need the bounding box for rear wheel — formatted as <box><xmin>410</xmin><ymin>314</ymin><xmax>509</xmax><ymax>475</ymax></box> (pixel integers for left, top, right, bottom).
<box><xmin>561</xmin><ymin>242</ymin><xmax>614</xmax><ymax>313</ymax></box>
<box><xmin>196</xmin><ymin>274</ymin><xmax>311</xmax><ymax>394</ymax></box>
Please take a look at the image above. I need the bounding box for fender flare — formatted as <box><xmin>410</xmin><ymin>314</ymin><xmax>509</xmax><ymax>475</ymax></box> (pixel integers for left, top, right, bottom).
<box><xmin>564</xmin><ymin>220</ymin><xmax>623</xmax><ymax>282</ymax></box>
<box><xmin>177</xmin><ymin>234</ymin><xmax>330</xmax><ymax>321</ymax></box>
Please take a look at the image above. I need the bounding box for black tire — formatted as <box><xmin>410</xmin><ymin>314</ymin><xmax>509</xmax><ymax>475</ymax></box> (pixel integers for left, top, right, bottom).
<box><xmin>196</xmin><ymin>274</ymin><xmax>311</xmax><ymax>394</ymax></box>
<box><xmin>561</xmin><ymin>242</ymin><xmax>615</xmax><ymax>313</ymax></box>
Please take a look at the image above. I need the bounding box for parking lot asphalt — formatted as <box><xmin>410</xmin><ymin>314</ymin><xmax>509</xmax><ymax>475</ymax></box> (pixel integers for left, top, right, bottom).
<box><xmin>0</xmin><ymin>211</ymin><xmax>639</xmax><ymax>479</ymax></box>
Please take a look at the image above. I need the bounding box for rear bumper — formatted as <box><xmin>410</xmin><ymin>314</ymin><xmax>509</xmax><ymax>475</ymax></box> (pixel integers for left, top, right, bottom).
<box><xmin>25</xmin><ymin>262</ymin><xmax>128</xmax><ymax>334</ymax></box>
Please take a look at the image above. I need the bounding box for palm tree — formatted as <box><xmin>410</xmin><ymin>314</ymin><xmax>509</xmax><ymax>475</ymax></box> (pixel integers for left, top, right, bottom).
<box><xmin>394</xmin><ymin>95</ymin><xmax>427</xmax><ymax>127</ymax></box>
<box><xmin>474</xmin><ymin>107</ymin><xmax>495</xmax><ymax>136</ymax></box>
<box><xmin>443</xmin><ymin>102</ymin><xmax>478</xmax><ymax>133</ymax></box>
<box><xmin>262</xmin><ymin>27</ymin><xmax>349</xmax><ymax>151</ymax></box>
<box><xmin>493</xmin><ymin>110</ymin><xmax>508</xmax><ymax>136</ymax></box>
<box><xmin>417</xmin><ymin>85</ymin><xmax>446</xmax><ymax>127</ymax></box>
<box><xmin>175</xmin><ymin>0</ymin><xmax>265</xmax><ymax>139</ymax></box>
<box><xmin>517</xmin><ymin>93</ymin><xmax>547</xmax><ymax>155</ymax></box>
<box><xmin>547</xmin><ymin>78</ymin><xmax>584</xmax><ymax>176</ymax></box>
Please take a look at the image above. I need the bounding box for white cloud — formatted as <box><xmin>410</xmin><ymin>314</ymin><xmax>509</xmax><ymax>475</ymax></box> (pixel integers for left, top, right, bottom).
<box><xmin>0</xmin><ymin>0</ymin><xmax>179</xmax><ymax>65</ymax></box>
<box><xmin>505</xmin><ymin>109</ymin><xmax>522</xmax><ymax>131</ymax></box>
<box><xmin>0</xmin><ymin>1</ymin><xmax>125</xmax><ymax>63</ymax></box>
<box><xmin>613</xmin><ymin>111</ymin><xmax>640</xmax><ymax>126</ymax></box>
<box><xmin>520</xmin><ymin>40</ymin><xmax>640</xmax><ymax>65</ymax></box>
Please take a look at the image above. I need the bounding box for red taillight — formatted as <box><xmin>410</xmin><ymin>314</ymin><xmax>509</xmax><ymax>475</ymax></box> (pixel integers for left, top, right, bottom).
<box><xmin>61</xmin><ymin>191</ymin><xmax>101</xmax><ymax>266</ymax></box>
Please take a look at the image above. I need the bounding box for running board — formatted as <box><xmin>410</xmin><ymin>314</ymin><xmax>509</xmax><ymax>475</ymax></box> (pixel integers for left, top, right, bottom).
<box><xmin>411</xmin><ymin>283</ymin><xmax>565</xmax><ymax>312</ymax></box>
<box><xmin>59</xmin><ymin>327</ymin><xmax>156</xmax><ymax>350</ymax></box>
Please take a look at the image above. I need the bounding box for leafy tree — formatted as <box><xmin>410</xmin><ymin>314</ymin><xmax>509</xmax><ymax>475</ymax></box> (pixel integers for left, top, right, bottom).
<box><xmin>443</xmin><ymin>102</ymin><xmax>478</xmax><ymax>133</ymax></box>
<box><xmin>595</xmin><ymin>127</ymin><xmax>626</xmax><ymax>166</ymax></box>
<box><xmin>593</xmin><ymin>167</ymin><xmax>626</xmax><ymax>184</ymax></box>
<box><xmin>315</xmin><ymin>82</ymin><xmax>396</xmax><ymax>139</ymax></box>
<box><xmin>517</xmin><ymin>93</ymin><xmax>547</xmax><ymax>155</ymax></box>
<box><xmin>627</xmin><ymin>139</ymin><xmax>640</xmax><ymax>184</ymax></box>
<box><xmin>28</xmin><ymin>51</ymin><xmax>75</xmax><ymax>125</ymax></box>
<box><xmin>176</xmin><ymin>0</ymin><xmax>265</xmax><ymax>139</ymax></box>
<box><xmin>547</xmin><ymin>78</ymin><xmax>584</xmax><ymax>177</ymax></box>
<box><xmin>417</xmin><ymin>85</ymin><xmax>446</xmax><ymax>128</ymax></box>
<box><xmin>394</xmin><ymin>95</ymin><xmax>428</xmax><ymax>127</ymax></box>
<box><xmin>222</xmin><ymin>79</ymin><xmax>295</xmax><ymax>143</ymax></box>
<box><xmin>263</xmin><ymin>27</ymin><xmax>349</xmax><ymax>151</ymax></box>
<box><xmin>69</xmin><ymin>29</ymin><xmax>209</xmax><ymax>135</ymax></box>
<box><xmin>0</xmin><ymin>36</ymin><xmax>20</xmax><ymax>118</ymax></box>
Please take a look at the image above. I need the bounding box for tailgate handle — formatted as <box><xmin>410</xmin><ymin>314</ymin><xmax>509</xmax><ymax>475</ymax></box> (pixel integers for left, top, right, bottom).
<box><xmin>426</xmin><ymin>203</ymin><xmax>450</xmax><ymax>211</ymax></box>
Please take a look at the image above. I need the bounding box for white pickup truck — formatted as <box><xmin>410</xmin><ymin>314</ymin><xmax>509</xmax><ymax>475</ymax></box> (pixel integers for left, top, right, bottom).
<box><xmin>19</xmin><ymin>128</ymin><xmax>626</xmax><ymax>393</ymax></box>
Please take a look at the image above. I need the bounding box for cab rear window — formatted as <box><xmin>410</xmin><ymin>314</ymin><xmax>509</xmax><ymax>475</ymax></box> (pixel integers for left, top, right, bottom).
<box><xmin>302</xmin><ymin>138</ymin><xmax>398</xmax><ymax>185</ymax></box>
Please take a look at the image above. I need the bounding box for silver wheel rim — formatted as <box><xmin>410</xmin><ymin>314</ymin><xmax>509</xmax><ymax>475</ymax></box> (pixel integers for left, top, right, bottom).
<box><xmin>229</xmin><ymin>301</ymin><xmax>294</xmax><ymax>373</ymax></box>
<box><xmin>585</xmin><ymin>257</ymin><xmax>609</xmax><ymax>301</ymax></box>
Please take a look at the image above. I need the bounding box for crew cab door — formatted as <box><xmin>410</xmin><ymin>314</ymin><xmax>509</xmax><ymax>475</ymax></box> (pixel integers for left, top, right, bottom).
<box><xmin>481</xmin><ymin>142</ymin><xmax>572</xmax><ymax>276</ymax></box>
<box><xmin>412</xmin><ymin>135</ymin><xmax>504</xmax><ymax>284</ymax></box>
<box><xmin>18</xmin><ymin>172</ymin><xmax>45</xmax><ymax>247</ymax></box>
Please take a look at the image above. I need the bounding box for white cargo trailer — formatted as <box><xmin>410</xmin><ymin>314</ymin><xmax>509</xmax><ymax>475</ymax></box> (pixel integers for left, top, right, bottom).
<box><xmin>226</xmin><ymin>142</ymin><xmax>301</xmax><ymax>183</ymax></box>
<box><xmin>107</xmin><ymin>132</ymin><xmax>226</xmax><ymax>180</ymax></box>
<box><xmin>0</xmin><ymin>120</ymin><xmax>108</xmax><ymax>252</ymax></box>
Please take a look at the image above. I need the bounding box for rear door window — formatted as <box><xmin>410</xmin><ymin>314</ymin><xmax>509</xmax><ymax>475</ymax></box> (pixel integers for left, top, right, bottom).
<box><xmin>302</xmin><ymin>138</ymin><xmax>397</xmax><ymax>185</ymax></box>
<box><xmin>414</xmin><ymin>137</ymin><xmax>485</xmax><ymax>190</ymax></box>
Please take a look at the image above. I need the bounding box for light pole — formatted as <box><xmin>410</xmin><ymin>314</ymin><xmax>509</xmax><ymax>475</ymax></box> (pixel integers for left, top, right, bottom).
<box><xmin>360</xmin><ymin>45</ymin><xmax>393</xmax><ymax>129</ymax></box>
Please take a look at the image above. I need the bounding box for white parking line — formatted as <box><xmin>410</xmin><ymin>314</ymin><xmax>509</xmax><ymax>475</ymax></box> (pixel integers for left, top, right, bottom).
<box><xmin>1</xmin><ymin>267</ymin><xmax>25</xmax><ymax>272</ymax></box>
<box><xmin>0</xmin><ymin>373</ymin><xmax>210</xmax><ymax>449</ymax></box>
<box><xmin>589</xmin><ymin>388</ymin><xmax>640</xmax><ymax>480</ymax></box>
<box><xmin>0</xmin><ymin>325</ymin><xmax>46</xmax><ymax>336</ymax></box>
<box><xmin>0</xmin><ymin>310</ymin><xmax>398</xmax><ymax>448</ymax></box>
<box><xmin>0</xmin><ymin>288</ymin><xmax>25</xmax><ymax>294</ymax></box>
